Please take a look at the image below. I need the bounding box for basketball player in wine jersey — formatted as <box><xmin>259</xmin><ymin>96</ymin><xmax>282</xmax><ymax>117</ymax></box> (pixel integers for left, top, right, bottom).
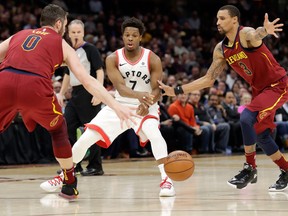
<box><xmin>44</xmin><ymin>17</ymin><xmax>176</xmax><ymax>197</ymax></box>
<box><xmin>0</xmin><ymin>4</ymin><xmax>137</xmax><ymax>200</ymax></box>
<box><xmin>159</xmin><ymin>5</ymin><xmax>288</xmax><ymax>191</ymax></box>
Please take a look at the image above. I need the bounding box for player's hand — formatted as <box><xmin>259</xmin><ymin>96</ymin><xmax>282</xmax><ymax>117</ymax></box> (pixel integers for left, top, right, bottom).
<box><xmin>114</xmin><ymin>104</ymin><xmax>141</xmax><ymax>129</ymax></box>
<box><xmin>138</xmin><ymin>93</ymin><xmax>155</xmax><ymax>107</ymax></box>
<box><xmin>56</xmin><ymin>93</ymin><xmax>65</xmax><ymax>107</ymax></box>
<box><xmin>263</xmin><ymin>13</ymin><xmax>283</xmax><ymax>38</ymax></box>
<box><xmin>91</xmin><ymin>96</ymin><xmax>101</xmax><ymax>106</ymax></box>
<box><xmin>157</xmin><ymin>80</ymin><xmax>175</xmax><ymax>96</ymax></box>
<box><xmin>136</xmin><ymin>103</ymin><xmax>149</xmax><ymax>116</ymax></box>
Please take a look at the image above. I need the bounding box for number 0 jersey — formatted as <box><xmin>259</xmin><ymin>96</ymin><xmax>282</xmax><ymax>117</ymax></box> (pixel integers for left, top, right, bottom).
<box><xmin>114</xmin><ymin>47</ymin><xmax>152</xmax><ymax>105</ymax></box>
<box><xmin>222</xmin><ymin>26</ymin><xmax>286</xmax><ymax>93</ymax></box>
<box><xmin>0</xmin><ymin>27</ymin><xmax>63</xmax><ymax>79</ymax></box>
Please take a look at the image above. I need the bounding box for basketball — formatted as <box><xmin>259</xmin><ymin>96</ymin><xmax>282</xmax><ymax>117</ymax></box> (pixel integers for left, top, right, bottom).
<box><xmin>164</xmin><ymin>150</ymin><xmax>195</xmax><ymax>181</ymax></box>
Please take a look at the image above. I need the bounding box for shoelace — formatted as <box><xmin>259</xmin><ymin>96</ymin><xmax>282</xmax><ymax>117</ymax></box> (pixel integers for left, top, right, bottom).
<box><xmin>48</xmin><ymin>176</ymin><xmax>63</xmax><ymax>186</ymax></box>
<box><xmin>160</xmin><ymin>176</ymin><xmax>172</xmax><ymax>189</ymax></box>
<box><xmin>235</xmin><ymin>168</ymin><xmax>250</xmax><ymax>179</ymax></box>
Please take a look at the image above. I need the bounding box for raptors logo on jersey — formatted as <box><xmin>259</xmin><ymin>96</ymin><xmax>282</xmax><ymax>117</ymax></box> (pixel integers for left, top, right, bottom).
<box><xmin>115</xmin><ymin>47</ymin><xmax>152</xmax><ymax>105</ymax></box>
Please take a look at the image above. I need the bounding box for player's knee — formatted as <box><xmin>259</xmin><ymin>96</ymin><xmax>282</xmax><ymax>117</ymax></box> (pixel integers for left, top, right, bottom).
<box><xmin>257</xmin><ymin>129</ymin><xmax>278</xmax><ymax>156</ymax></box>
<box><xmin>49</xmin><ymin>119</ymin><xmax>72</xmax><ymax>158</ymax></box>
<box><xmin>240</xmin><ymin>109</ymin><xmax>257</xmax><ymax>128</ymax></box>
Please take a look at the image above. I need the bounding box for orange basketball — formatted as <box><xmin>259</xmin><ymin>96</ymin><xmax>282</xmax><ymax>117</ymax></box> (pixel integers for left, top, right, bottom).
<box><xmin>164</xmin><ymin>150</ymin><xmax>195</xmax><ymax>181</ymax></box>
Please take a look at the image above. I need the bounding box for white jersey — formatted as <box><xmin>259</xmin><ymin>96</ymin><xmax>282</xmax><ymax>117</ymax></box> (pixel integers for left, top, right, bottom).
<box><xmin>86</xmin><ymin>47</ymin><xmax>161</xmax><ymax>146</ymax></box>
<box><xmin>114</xmin><ymin>47</ymin><xmax>152</xmax><ymax>105</ymax></box>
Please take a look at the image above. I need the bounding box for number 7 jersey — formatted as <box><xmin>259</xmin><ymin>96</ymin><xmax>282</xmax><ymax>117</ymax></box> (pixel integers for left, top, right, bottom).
<box><xmin>114</xmin><ymin>47</ymin><xmax>152</xmax><ymax>105</ymax></box>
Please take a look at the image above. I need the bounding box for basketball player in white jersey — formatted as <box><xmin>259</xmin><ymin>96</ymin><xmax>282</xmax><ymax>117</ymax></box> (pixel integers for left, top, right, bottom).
<box><xmin>41</xmin><ymin>17</ymin><xmax>175</xmax><ymax>197</ymax></box>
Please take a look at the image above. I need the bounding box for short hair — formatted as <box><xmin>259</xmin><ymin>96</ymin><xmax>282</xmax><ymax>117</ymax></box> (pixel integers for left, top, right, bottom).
<box><xmin>219</xmin><ymin>5</ymin><xmax>240</xmax><ymax>23</ymax></box>
<box><xmin>68</xmin><ymin>19</ymin><xmax>85</xmax><ymax>30</ymax></box>
<box><xmin>40</xmin><ymin>4</ymin><xmax>68</xmax><ymax>27</ymax></box>
<box><xmin>121</xmin><ymin>17</ymin><xmax>145</xmax><ymax>35</ymax></box>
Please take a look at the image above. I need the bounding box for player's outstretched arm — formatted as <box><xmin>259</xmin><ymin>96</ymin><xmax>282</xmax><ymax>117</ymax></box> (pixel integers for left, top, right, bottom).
<box><xmin>158</xmin><ymin>43</ymin><xmax>226</xmax><ymax>96</ymax></box>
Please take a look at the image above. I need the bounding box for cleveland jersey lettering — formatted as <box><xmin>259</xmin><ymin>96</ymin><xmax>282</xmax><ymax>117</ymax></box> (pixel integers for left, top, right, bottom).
<box><xmin>222</xmin><ymin>26</ymin><xmax>286</xmax><ymax>92</ymax></box>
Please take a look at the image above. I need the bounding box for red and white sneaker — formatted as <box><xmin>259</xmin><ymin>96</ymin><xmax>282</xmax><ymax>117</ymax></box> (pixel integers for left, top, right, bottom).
<box><xmin>159</xmin><ymin>177</ymin><xmax>176</xmax><ymax>197</ymax></box>
<box><xmin>40</xmin><ymin>174</ymin><xmax>63</xmax><ymax>192</ymax></box>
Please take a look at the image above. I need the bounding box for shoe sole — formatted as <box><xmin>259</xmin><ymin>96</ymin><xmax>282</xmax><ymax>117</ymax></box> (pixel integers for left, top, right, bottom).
<box><xmin>81</xmin><ymin>173</ymin><xmax>104</xmax><ymax>176</ymax></box>
<box><xmin>159</xmin><ymin>193</ymin><xmax>176</xmax><ymax>197</ymax></box>
<box><xmin>58</xmin><ymin>192</ymin><xmax>78</xmax><ymax>200</ymax></box>
<box><xmin>268</xmin><ymin>185</ymin><xmax>288</xmax><ymax>192</ymax></box>
<box><xmin>227</xmin><ymin>176</ymin><xmax>257</xmax><ymax>189</ymax></box>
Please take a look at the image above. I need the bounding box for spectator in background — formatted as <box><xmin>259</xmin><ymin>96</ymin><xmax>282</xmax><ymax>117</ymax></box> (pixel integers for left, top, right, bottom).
<box><xmin>168</xmin><ymin>93</ymin><xmax>211</xmax><ymax>154</ymax></box>
<box><xmin>205</xmin><ymin>94</ymin><xmax>229</xmax><ymax>153</ymax></box>
<box><xmin>52</xmin><ymin>80</ymin><xmax>62</xmax><ymax>94</ymax></box>
<box><xmin>189</xmin><ymin>90</ymin><xmax>230</xmax><ymax>153</ymax></box>
<box><xmin>226</xmin><ymin>69</ymin><xmax>238</xmax><ymax>90</ymax></box>
<box><xmin>274</xmin><ymin>101</ymin><xmax>288</xmax><ymax>151</ymax></box>
<box><xmin>221</xmin><ymin>91</ymin><xmax>243</xmax><ymax>152</ymax></box>
<box><xmin>89</xmin><ymin>0</ymin><xmax>103</xmax><ymax>14</ymax></box>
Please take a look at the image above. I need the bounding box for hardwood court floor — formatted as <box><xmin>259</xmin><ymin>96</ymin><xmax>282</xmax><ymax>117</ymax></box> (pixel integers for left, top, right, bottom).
<box><xmin>0</xmin><ymin>154</ymin><xmax>288</xmax><ymax>216</ymax></box>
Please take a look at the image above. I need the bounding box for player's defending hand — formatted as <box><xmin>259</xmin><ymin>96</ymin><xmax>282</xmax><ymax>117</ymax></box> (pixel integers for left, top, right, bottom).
<box><xmin>114</xmin><ymin>104</ymin><xmax>140</xmax><ymax>129</ymax></box>
<box><xmin>263</xmin><ymin>13</ymin><xmax>283</xmax><ymax>38</ymax></box>
<box><xmin>91</xmin><ymin>96</ymin><xmax>101</xmax><ymax>106</ymax></box>
<box><xmin>157</xmin><ymin>80</ymin><xmax>175</xmax><ymax>96</ymax></box>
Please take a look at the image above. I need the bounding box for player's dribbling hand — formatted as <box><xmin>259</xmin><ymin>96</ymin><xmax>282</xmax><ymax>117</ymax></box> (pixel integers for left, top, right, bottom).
<box><xmin>138</xmin><ymin>93</ymin><xmax>154</xmax><ymax>107</ymax></box>
<box><xmin>263</xmin><ymin>13</ymin><xmax>283</xmax><ymax>38</ymax></box>
<box><xmin>157</xmin><ymin>80</ymin><xmax>175</xmax><ymax>96</ymax></box>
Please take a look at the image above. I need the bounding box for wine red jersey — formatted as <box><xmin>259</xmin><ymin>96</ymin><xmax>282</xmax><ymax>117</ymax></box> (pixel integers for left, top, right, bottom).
<box><xmin>222</xmin><ymin>26</ymin><xmax>286</xmax><ymax>94</ymax></box>
<box><xmin>0</xmin><ymin>27</ymin><xmax>63</xmax><ymax>79</ymax></box>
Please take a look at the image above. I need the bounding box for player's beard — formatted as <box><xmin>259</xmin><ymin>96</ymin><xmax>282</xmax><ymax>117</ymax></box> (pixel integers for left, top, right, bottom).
<box><xmin>59</xmin><ymin>23</ymin><xmax>65</xmax><ymax>36</ymax></box>
<box><xmin>217</xmin><ymin>27</ymin><xmax>226</xmax><ymax>35</ymax></box>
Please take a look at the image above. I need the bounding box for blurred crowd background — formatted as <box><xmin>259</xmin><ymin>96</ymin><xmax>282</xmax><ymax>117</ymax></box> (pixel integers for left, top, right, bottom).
<box><xmin>1</xmin><ymin>0</ymin><xmax>288</xmax><ymax>164</ymax></box>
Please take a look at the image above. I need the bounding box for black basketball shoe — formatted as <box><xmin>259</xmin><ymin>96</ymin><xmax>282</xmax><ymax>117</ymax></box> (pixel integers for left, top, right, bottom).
<box><xmin>227</xmin><ymin>163</ymin><xmax>257</xmax><ymax>189</ymax></box>
<box><xmin>59</xmin><ymin>177</ymin><xmax>79</xmax><ymax>200</ymax></box>
<box><xmin>269</xmin><ymin>169</ymin><xmax>288</xmax><ymax>192</ymax></box>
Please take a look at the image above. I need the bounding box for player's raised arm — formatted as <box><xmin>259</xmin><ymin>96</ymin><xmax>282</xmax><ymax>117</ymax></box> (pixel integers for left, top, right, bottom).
<box><xmin>244</xmin><ymin>13</ymin><xmax>283</xmax><ymax>46</ymax></box>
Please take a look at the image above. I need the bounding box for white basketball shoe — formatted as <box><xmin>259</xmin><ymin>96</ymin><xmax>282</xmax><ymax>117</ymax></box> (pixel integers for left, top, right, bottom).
<box><xmin>40</xmin><ymin>173</ymin><xmax>63</xmax><ymax>192</ymax></box>
<box><xmin>159</xmin><ymin>176</ymin><xmax>176</xmax><ymax>197</ymax></box>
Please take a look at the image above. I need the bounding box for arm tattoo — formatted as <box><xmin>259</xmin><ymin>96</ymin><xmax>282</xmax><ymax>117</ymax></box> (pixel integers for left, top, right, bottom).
<box><xmin>254</xmin><ymin>27</ymin><xmax>268</xmax><ymax>40</ymax></box>
<box><xmin>208</xmin><ymin>44</ymin><xmax>226</xmax><ymax>80</ymax></box>
<box><xmin>210</xmin><ymin>61</ymin><xmax>226</xmax><ymax>80</ymax></box>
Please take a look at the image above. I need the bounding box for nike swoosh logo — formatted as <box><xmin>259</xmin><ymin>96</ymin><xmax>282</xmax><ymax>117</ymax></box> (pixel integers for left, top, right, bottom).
<box><xmin>271</xmin><ymin>82</ymin><xmax>279</xmax><ymax>87</ymax></box>
<box><xmin>119</xmin><ymin>63</ymin><xmax>127</xmax><ymax>66</ymax></box>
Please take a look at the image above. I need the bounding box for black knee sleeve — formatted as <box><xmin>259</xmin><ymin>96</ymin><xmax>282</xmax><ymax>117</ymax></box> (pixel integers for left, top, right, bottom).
<box><xmin>257</xmin><ymin>129</ymin><xmax>279</xmax><ymax>156</ymax></box>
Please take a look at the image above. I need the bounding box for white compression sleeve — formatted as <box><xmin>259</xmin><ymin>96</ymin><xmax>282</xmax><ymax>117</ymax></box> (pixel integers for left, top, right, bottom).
<box><xmin>72</xmin><ymin>128</ymin><xmax>103</xmax><ymax>164</ymax></box>
<box><xmin>141</xmin><ymin>118</ymin><xmax>168</xmax><ymax>160</ymax></box>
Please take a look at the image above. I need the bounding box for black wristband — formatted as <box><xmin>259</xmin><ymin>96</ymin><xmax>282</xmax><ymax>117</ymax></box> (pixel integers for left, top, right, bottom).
<box><xmin>174</xmin><ymin>86</ymin><xmax>184</xmax><ymax>95</ymax></box>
